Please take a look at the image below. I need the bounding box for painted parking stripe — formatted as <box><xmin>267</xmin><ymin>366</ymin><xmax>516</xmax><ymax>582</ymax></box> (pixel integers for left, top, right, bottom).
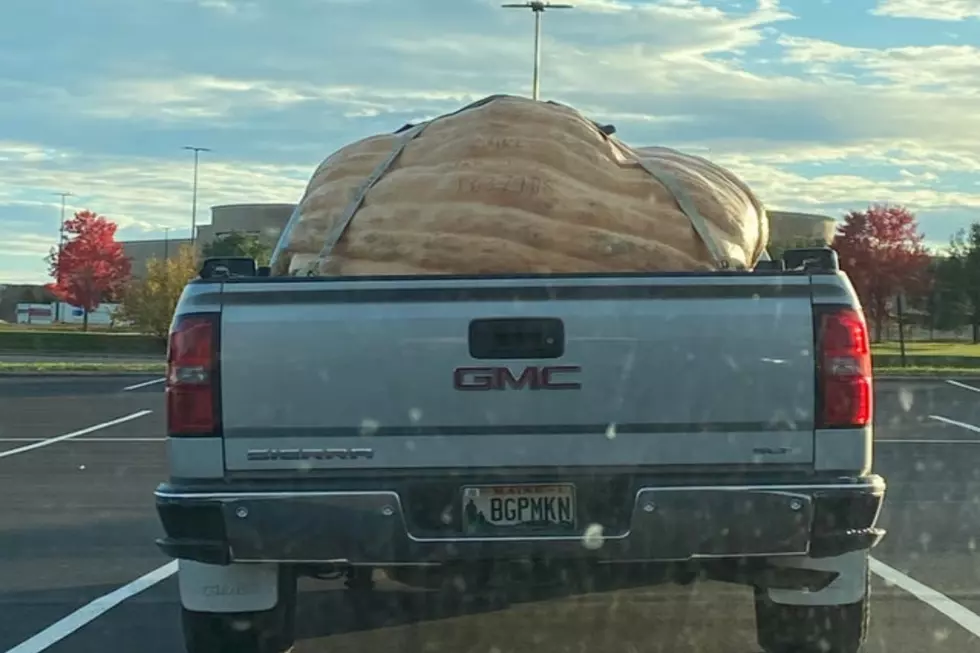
<box><xmin>0</xmin><ymin>437</ymin><xmax>164</xmax><ymax>443</ymax></box>
<box><xmin>871</xmin><ymin>557</ymin><xmax>980</xmax><ymax>638</ymax></box>
<box><xmin>0</xmin><ymin>410</ymin><xmax>152</xmax><ymax>459</ymax></box>
<box><xmin>877</xmin><ymin>438</ymin><xmax>980</xmax><ymax>444</ymax></box>
<box><xmin>4</xmin><ymin>561</ymin><xmax>178</xmax><ymax>653</ymax></box>
<box><xmin>929</xmin><ymin>414</ymin><xmax>980</xmax><ymax>433</ymax></box>
<box><xmin>946</xmin><ymin>379</ymin><xmax>980</xmax><ymax>394</ymax></box>
<box><xmin>122</xmin><ymin>377</ymin><xmax>165</xmax><ymax>391</ymax></box>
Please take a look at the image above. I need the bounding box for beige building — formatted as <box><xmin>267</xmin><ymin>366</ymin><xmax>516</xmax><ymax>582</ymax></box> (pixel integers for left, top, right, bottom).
<box><xmin>121</xmin><ymin>203</ymin><xmax>296</xmax><ymax>278</ymax></box>
<box><xmin>767</xmin><ymin>210</ymin><xmax>838</xmax><ymax>247</ymax></box>
<box><xmin>196</xmin><ymin>203</ymin><xmax>296</xmax><ymax>246</ymax></box>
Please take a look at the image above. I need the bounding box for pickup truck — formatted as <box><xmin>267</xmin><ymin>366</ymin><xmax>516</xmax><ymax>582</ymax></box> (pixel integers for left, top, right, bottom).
<box><xmin>155</xmin><ymin>248</ymin><xmax>885</xmax><ymax>653</ymax></box>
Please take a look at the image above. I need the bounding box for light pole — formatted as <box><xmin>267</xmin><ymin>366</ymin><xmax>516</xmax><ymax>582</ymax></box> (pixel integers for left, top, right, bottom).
<box><xmin>502</xmin><ymin>1</ymin><xmax>573</xmax><ymax>101</ymax></box>
<box><xmin>163</xmin><ymin>227</ymin><xmax>171</xmax><ymax>260</ymax></box>
<box><xmin>53</xmin><ymin>191</ymin><xmax>73</xmax><ymax>323</ymax></box>
<box><xmin>182</xmin><ymin>146</ymin><xmax>211</xmax><ymax>246</ymax></box>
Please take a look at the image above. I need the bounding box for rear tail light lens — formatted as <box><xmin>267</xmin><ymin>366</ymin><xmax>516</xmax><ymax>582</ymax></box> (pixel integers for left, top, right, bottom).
<box><xmin>817</xmin><ymin>307</ymin><xmax>872</xmax><ymax>428</ymax></box>
<box><xmin>167</xmin><ymin>314</ymin><xmax>219</xmax><ymax>435</ymax></box>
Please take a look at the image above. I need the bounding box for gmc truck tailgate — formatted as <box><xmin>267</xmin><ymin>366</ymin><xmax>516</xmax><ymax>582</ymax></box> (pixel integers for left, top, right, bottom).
<box><xmin>213</xmin><ymin>273</ymin><xmax>820</xmax><ymax>474</ymax></box>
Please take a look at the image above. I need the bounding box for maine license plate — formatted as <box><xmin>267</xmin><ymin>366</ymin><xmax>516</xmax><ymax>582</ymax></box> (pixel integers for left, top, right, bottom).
<box><xmin>462</xmin><ymin>484</ymin><xmax>576</xmax><ymax>535</ymax></box>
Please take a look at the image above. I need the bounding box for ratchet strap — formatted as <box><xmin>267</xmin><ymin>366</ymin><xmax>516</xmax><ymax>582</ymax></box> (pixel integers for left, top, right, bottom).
<box><xmin>304</xmin><ymin>95</ymin><xmax>523</xmax><ymax>276</ymax></box>
<box><xmin>302</xmin><ymin>95</ymin><xmax>738</xmax><ymax>275</ymax></box>
<box><xmin>630</xmin><ymin>154</ymin><xmax>736</xmax><ymax>270</ymax></box>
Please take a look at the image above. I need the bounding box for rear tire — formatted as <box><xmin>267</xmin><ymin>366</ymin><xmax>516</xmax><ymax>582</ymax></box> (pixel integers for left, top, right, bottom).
<box><xmin>754</xmin><ymin>568</ymin><xmax>870</xmax><ymax>653</ymax></box>
<box><xmin>181</xmin><ymin>572</ymin><xmax>297</xmax><ymax>653</ymax></box>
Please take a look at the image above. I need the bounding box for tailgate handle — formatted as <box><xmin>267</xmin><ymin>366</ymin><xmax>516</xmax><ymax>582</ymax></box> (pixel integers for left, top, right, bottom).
<box><xmin>469</xmin><ymin>318</ymin><xmax>565</xmax><ymax>359</ymax></box>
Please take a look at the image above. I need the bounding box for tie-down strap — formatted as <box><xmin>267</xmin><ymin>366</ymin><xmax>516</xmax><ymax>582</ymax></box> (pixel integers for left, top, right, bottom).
<box><xmin>303</xmin><ymin>95</ymin><xmax>737</xmax><ymax>275</ymax></box>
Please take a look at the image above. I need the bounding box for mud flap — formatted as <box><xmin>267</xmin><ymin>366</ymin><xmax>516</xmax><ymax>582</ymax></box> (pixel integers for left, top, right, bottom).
<box><xmin>764</xmin><ymin>550</ymin><xmax>869</xmax><ymax>607</ymax></box>
<box><xmin>178</xmin><ymin>559</ymin><xmax>280</xmax><ymax>613</ymax></box>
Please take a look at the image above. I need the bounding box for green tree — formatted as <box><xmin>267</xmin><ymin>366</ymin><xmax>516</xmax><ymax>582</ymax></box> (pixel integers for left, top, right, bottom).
<box><xmin>115</xmin><ymin>245</ymin><xmax>198</xmax><ymax>338</ymax></box>
<box><xmin>936</xmin><ymin>224</ymin><xmax>980</xmax><ymax>342</ymax></box>
<box><xmin>202</xmin><ymin>231</ymin><xmax>272</xmax><ymax>265</ymax></box>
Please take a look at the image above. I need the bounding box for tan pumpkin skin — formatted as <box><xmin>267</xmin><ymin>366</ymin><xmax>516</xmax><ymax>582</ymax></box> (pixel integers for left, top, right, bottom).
<box><xmin>272</xmin><ymin>96</ymin><xmax>767</xmax><ymax>277</ymax></box>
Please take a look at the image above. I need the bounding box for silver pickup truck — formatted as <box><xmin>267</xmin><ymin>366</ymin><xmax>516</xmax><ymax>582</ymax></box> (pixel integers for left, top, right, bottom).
<box><xmin>155</xmin><ymin>249</ymin><xmax>885</xmax><ymax>653</ymax></box>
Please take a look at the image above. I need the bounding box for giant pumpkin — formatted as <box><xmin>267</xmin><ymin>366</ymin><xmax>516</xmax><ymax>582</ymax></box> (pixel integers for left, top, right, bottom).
<box><xmin>269</xmin><ymin>94</ymin><xmax>768</xmax><ymax>277</ymax></box>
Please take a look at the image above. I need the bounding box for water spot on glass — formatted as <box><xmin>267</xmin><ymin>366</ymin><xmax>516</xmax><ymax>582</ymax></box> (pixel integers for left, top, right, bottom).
<box><xmin>582</xmin><ymin>523</ymin><xmax>604</xmax><ymax>550</ymax></box>
<box><xmin>409</xmin><ymin>408</ymin><xmax>423</xmax><ymax>422</ymax></box>
<box><xmin>229</xmin><ymin>618</ymin><xmax>251</xmax><ymax>632</ymax></box>
<box><xmin>360</xmin><ymin>419</ymin><xmax>380</xmax><ymax>436</ymax></box>
<box><xmin>899</xmin><ymin>387</ymin><xmax>914</xmax><ymax>412</ymax></box>
<box><xmin>606</xmin><ymin>423</ymin><xmax>617</xmax><ymax>440</ymax></box>
<box><xmin>405</xmin><ymin>439</ymin><xmax>416</xmax><ymax>451</ymax></box>
<box><xmin>919</xmin><ymin>531</ymin><xmax>932</xmax><ymax>549</ymax></box>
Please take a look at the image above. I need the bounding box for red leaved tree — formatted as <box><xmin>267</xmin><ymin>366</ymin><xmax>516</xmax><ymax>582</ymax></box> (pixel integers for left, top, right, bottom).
<box><xmin>833</xmin><ymin>204</ymin><xmax>931</xmax><ymax>342</ymax></box>
<box><xmin>46</xmin><ymin>210</ymin><xmax>131</xmax><ymax>330</ymax></box>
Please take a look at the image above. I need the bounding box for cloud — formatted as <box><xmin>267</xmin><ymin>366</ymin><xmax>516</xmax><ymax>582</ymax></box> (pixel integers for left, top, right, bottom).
<box><xmin>778</xmin><ymin>35</ymin><xmax>980</xmax><ymax>91</ymax></box>
<box><xmin>0</xmin><ymin>145</ymin><xmax>309</xmax><ymax>235</ymax></box>
<box><xmin>0</xmin><ymin>233</ymin><xmax>55</xmax><ymax>260</ymax></box>
<box><xmin>3</xmin><ymin>0</ymin><xmax>980</xmax><ymax>283</ymax></box>
<box><xmin>872</xmin><ymin>0</ymin><xmax>980</xmax><ymax>21</ymax></box>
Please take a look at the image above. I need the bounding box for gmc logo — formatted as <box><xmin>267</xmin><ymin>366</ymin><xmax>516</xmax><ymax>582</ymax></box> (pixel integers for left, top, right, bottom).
<box><xmin>453</xmin><ymin>365</ymin><xmax>582</xmax><ymax>391</ymax></box>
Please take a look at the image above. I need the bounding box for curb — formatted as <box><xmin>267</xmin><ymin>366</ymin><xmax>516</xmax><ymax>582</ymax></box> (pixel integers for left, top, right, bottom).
<box><xmin>0</xmin><ymin>371</ymin><xmax>164</xmax><ymax>378</ymax></box>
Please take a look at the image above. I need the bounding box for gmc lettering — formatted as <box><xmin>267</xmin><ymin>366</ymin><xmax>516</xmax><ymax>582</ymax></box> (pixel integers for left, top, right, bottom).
<box><xmin>453</xmin><ymin>365</ymin><xmax>582</xmax><ymax>391</ymax></box>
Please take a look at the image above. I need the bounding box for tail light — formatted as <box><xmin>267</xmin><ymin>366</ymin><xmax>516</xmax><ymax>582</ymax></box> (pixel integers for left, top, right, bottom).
<box><xmin>167</xmin><ymin>313</ymin><xmax>220</xmax><ymax>436</ymax></box>
<box><xmin>816</xmin><ymin>307</ymin><xmax>872</xmax><ymax>428</ymax></box>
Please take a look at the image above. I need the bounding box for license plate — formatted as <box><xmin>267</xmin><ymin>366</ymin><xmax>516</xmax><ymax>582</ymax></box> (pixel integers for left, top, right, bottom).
<box><xmin>461</xmin><ymin>484</ymin><xmax>576</xmax><ymax>535</ymax></box>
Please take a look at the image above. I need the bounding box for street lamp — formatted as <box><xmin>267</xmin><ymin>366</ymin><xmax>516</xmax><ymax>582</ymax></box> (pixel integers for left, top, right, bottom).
<box><xmin>53</xmin><ymin>191</ymin><xmax>73</xmax><ymax>323</ymax></box>
<box><xmin>182</xmin><ymin>146</ymin><xmax>211</xmax><ymax>245</ymax></box>
<box><xmin>502</xmin><ymin>1</ymin><xmax>574</xmax><ymax>101</ymax></box>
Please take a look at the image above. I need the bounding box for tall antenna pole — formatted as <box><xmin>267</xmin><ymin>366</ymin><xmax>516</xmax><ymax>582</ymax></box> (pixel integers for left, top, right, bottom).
<box><xmin>501</xmin><ymin>2</ymin><xmax>574</xmax><ymax>100</ymax></box>
<box><xmin>53</xmin><ymin>191</ymin><xmax>74</xmax><ymax>323</ymax></box>
<box><xmin>182</xmin><ymin>146</ymin><xmax>211</xmax><ymax>246</ymax></box>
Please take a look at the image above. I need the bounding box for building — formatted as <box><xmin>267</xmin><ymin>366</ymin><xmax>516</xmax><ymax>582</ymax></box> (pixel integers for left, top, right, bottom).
<box><xmin>122</xmin><ymin>237</ymin><xmax>191</xmax><ymax>278</ymax></box>
<box><xmin>767</xmin><ymin>210</ymin><xmax>838</xmax><ymax>247</ymax></box>
<box><xmin>196</xmin><ymin>203</ymin><xmax>296</xmax><ymax>246</ymax></box>
<box><xmin>121</xmin><ymin>203</ymin><xmax>296</xmax><ymax>278</ymax></box>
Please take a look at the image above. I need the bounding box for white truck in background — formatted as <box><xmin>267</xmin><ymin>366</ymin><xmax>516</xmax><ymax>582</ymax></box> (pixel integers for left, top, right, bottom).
<box><xmin>155</xmin><ymin>248</ymin><xmax>885</xmax><ymax>653</ymax></box>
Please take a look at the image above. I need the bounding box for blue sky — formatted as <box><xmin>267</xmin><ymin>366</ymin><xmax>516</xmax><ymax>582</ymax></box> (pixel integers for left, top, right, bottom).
<box><xmin>3</xmin><ymin>0</ymin><xmax>980</xmax><ymax>283</ymax></box>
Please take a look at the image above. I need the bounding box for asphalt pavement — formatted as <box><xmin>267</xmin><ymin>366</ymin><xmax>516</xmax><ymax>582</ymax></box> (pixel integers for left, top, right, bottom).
<box><xmin>2</xmin><ymin>375</ymin><xmax>980</xmax><ymax>653</ymax></box>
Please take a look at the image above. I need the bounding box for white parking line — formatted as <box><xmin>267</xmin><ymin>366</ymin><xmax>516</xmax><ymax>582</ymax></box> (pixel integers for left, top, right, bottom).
<box><xmin>929</xmin><ymin>414</ymin><xmax>980</xmax><ymax>433</ymax></box>
<box><xmin>878</xmin><ymin>438</ymin><xmax>980</xmax><ymax>444</ymax></box>
<box><xmin>0</xmin><ymin>437</ymin><xmax>163</xmax><ymax>443</ymax></box>
<box><xmin>946</xmin><ymin>379</ymin><xmax>980</xmax><ymax>393</ymax></box>
<box><xmin>871</xmin><ymin>557</ymin><xmax>980</xmax><ymax>638</ymax></box>
<box><xmin>122</xmin><ymin>377</ymin><xmax>165</xmax><ymax>391</ymax></box>
<box><xmin>4</xmin><ymin>561</ymin><xmax>178</xmax><ymax>653</ymax></box>
<box><xmin>0</xmin><ymin>411</ymin><xmax>152</xmax><ymax>459</ymax></box>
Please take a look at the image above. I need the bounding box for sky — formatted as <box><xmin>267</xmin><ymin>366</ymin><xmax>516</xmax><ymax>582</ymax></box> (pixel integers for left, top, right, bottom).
<box><xmin>3</xmin><ymin>0</ymin><xmax>980</xmax><ymax>283</ymax></box>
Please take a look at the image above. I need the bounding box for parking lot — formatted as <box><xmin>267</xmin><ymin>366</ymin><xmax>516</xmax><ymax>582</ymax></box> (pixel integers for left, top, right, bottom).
<box><xmin>2</xmin><ymin>375</ymin><xmax>980</xmax><ymax>652</ymax></box>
